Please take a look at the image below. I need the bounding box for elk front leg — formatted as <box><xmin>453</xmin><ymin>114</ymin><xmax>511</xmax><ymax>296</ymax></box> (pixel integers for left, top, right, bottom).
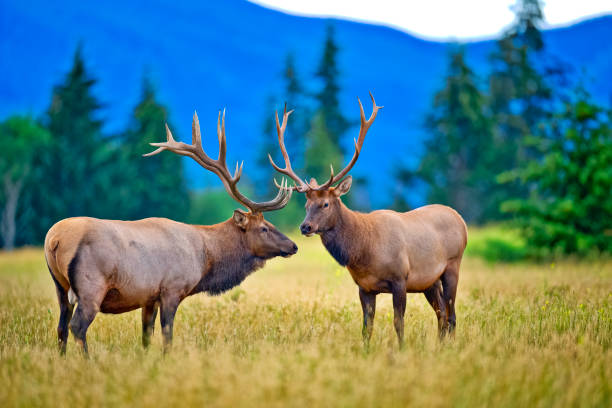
<box><xmin>390</xmin><ymin>281</ymin><xmax>407</xmax><ymax>349</ymax></box>
<box><xmin>160</xmin><ymin>296</ymin><xmax>180</xmax><ymax>353</ymax></box>
<box><xmin>142</xmin><ymin>301</ymin><xmax>159</xmax><ymax>348</ymax></box>
<box><xmin>359</xmin><ymin>288</ymin><xmax>377</xmax><ymax>348</ymax></box>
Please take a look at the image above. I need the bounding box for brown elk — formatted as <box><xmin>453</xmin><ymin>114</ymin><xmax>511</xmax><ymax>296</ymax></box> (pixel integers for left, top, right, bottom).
<box><xmin>44</xmin><ymin>109</ymin><xmax>297</xmax><ymax>355</ymax></box>
<box><xmin>269</xmin><ymin>94</ymin><xmax>467</xmax><ymax>347</ymax></box>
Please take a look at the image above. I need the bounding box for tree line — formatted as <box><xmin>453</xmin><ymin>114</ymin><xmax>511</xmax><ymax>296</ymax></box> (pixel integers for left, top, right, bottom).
<box><xmin>1</xmin><ymin>0</ymin><xmax>610</xmax><ymax>257</ymax></box>
<box><xmin>397</xmin><ymin>0</ymin><xmax>611</xmax><ymax>257</ymax></box>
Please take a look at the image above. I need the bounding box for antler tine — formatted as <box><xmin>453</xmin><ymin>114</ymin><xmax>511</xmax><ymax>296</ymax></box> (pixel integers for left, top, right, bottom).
<box><xmin>268</xmin><ymin>104</ymin><xmax>309</xmax><ymax>192</ymax></box>
<box><xmin>143</xmin><ymin>123</ymin><xmax>187</xmax><ymax>157</ymax></box>
<box><xmin>192</xmin><ymin>111</ymin><xmax>202</xmax><ymax>148</ymax></box>
<box><xmin>217</xmin><ymin>109</ymin><xmax>227</xmax><ymax>165</ymax></box>
<box><xmin>321</xmin><ymin>92</ymin><xmax>382</xmax><ymax>188</ymax></box>
<box><xmin>146</xmin><ymin>108</ymin><xmax>294</xmax><ymax>214</ymax></box>
<box><xmin>257</xmin><ymin>178</ymin><xmax>293</xmax><ymax>212</ymax></box>
<box><xmin>309</xmin><ymin>165</ymin><xmax>335</xmax><ymax>190</ymax></box>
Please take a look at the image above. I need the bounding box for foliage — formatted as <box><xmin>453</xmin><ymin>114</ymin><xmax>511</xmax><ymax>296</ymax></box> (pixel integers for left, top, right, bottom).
<box><xmin>414</xmin><ymin>47</ymin><xmax>496</xmax><ymax>223</ymax></box>
<box><xmin>465</xmin><ymin>224</ymin><xmax>528</xmax><ymax>263</ymax></box>
<box><xmin>42</xmin><ymin>47</ymin><xmax>109</xmax><ymax>218</ymax></box>
<box><xmin>501</xmin><ymin>94</ymin><xmax>612</xmax><ymax>257</ymax></box>
<box><xmin>0</xmin><ymin>116</ymin><xmax>50</xmax><ymax>248</ymax></box>
<box><xmin>187</xmin><ymin>189</ymin><xmax>238</xmax><ymax>226</ymax></box>
<box><xmin>304</xmin><ymin>112</ymin><xmax>343</xmax><ymax>186</ymax></box>
<box><xmin>485</xmin><ymin>0</ymin><xmax>555</xmax><ymax>212</ymax></box>
<box><xmin>315</xmin><ymin>25</ymin><xmax>350</xmax><ymax>148</ymax></box>
<box><xmin>108</xmin><ymin>77</ymin><xmax>189</xmax><ymax>221</ymax></box>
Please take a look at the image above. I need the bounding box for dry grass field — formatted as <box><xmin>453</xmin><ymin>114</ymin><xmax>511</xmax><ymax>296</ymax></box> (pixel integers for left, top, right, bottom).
<box><xmin>1</xmin><ymin>230</ymin><xmax>611</xmax><ymax>407</ymax></box>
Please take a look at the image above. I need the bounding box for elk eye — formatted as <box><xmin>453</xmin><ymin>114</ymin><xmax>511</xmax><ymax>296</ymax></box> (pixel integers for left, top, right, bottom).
<box><xmin>324</xmin><ymin>202</ymin><xmax>329</xmax><ymax>208</ymax></box>
<box><xmin>261</xmin><ymin>227</ymin><xmax>268</xmax><ymax>233</ymax></box>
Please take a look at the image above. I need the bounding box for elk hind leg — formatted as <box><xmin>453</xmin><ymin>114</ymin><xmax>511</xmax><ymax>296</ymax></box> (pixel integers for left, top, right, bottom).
<box><xmin>423</xmin><ymin>280</ymin><xmax>448</xmax><ymax>339</ymax></box>
<box><xmin>49</xmin><ymin>271</ymin><xmax>73</xmax><ymax>355</ymax></box>
<box><xmin>441</xmin><ymin>260</ymin><xmax>460</xmax><ymax>336</ymax></box>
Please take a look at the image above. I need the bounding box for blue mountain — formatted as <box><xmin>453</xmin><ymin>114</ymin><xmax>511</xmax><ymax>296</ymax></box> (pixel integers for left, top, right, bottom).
<box><xmin>1</xmin><ymin>0</ymin><xmax>611</xmax><ymax>206</ymax></box>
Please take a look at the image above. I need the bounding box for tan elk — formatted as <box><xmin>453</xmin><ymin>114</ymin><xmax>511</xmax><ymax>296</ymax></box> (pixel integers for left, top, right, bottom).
<box><xmin>269</xmin><ymin>94</ymin><xmax>467</xmax><ymax>347</ymax></box>
<box><xmin>44</xmin><ymin>109</ymin><xmax>297</xmax><ymax>355</ymax></box>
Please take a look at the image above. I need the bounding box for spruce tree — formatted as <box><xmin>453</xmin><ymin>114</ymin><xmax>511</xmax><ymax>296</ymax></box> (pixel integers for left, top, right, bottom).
<box><xmin>415</xmin><ymin>47</ymin><xmax>495</xmax><ymax>222</ymax></box>
<box><xmin>304</xmin><ymin>112</ymin><xmax>343</xmax><ymax>186</ymax></box>
<box><xmin>113</xmin><ymin>77</ymin><xmax>189</xmax><ymax>220</ymax></box>
<box><xmin>314</xmin><ymin>25</ymin><xmax>349</xmax><ymax>148</ymax></box>
<box><xmin>501</xmin><ymin>89</ymin><xmax>612</xmax><ymax>256</ymax></box>
<box><xmin>38</xmin><ymin>47</ymin><xmax>109</xmax><ymax>234</ymax></box>
<box><xmin>487</xmin><ymin>0</ymin><xmax>553</xmax><ymax>206</ymax></box>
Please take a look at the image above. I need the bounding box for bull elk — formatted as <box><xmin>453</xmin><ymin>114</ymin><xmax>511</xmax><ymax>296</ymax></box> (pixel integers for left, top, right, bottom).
<box><xmin>45</xmin><ymin>109</ymin><xmax>297</xmax><ymax>355</ymax></box>
<box><xmin>269</xmin><ymin>94</ymin><xmax>467</xmax><ymax>347</ymax></box>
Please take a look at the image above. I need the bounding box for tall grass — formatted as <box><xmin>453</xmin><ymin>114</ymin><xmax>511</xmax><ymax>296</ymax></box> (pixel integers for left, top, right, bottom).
<box><xmin>0</xmin><ymin>233</ymin><xmax>611</xmax><ymax>407</ymax></box>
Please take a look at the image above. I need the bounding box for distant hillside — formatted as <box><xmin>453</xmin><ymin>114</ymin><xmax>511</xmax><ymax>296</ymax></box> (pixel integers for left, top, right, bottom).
<box><xmin>1</xmin><ymin>0</ymin><xmax>610</xmax><ymax>205</ymax></box>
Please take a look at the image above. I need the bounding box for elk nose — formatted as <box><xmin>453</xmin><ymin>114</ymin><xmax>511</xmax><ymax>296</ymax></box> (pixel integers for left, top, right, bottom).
<box><xmin>291</xmin><ymin>243</ymin><xmax>298</xmax><ymax>253</ymax></box>
<box><xmin>300</xmin><ymin>223</ymin><xmax>312</xmax><ymax>235</ymax></box>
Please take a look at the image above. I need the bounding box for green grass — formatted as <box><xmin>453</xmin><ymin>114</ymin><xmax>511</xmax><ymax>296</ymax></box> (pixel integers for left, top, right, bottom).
<box><xmin>1</xmin><ymin>231</ymin><xmax>611</xmax><ymax>407</ymax></box>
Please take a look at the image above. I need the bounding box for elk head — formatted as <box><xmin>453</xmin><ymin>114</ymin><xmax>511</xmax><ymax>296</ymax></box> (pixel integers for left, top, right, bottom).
<box><xmin>145</xmin><ymin>109</ymin><xmax>298</xmax><ymax>259</ymax></box>
<box><xmin>268</xmin><ymin>92</ymin><xmax>382</xmax><ymax>236</ymax></box>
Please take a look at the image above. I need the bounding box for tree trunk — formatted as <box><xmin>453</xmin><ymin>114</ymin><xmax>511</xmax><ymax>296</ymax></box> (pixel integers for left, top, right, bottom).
<box><xmin>1</xmin><ymin>174</ymin><xmax>25</xmax><ymax>251</ymax></box>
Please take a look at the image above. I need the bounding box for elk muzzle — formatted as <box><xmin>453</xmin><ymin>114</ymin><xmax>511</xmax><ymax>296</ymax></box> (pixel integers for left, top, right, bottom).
<box><xmin>300</xmin><ymin>222</ymin><xmax>315</xmax><ymax>237</ymax></box>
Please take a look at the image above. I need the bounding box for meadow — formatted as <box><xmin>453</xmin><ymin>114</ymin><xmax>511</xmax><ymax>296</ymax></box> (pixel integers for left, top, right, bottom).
<box><xmin>0</xmin><ymin>229</ymin><xmax>611</xmax><ymax>407</ymax></box>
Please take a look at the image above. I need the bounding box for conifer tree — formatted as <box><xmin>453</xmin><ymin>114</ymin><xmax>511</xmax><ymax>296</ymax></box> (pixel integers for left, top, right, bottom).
<box><xmin>314</xmin><ymin>25</ymin><xmax>349</xmax><ymax>148</ymax></box>
<box><xmin>414</xmin><ymin>47</ymin><xmax>495</xmax><ymax>222</ymax></box>
<box><xmin>37</xmin><ymin>47</ymin><xmax>109</xmax><ymax>235</ymax></box>
<box><xmin>487</xmin><ymin>0</ymin><xmax>553</xmax><ymax>205</ymax></box>
<box><xmin>112</xmin><ymin>77</ymin><xmax>189</xmax><ymax>220</ymax></box>
<box><xmin>501</xmin><ymin>89</ymin><xmax>612</xmax><ymax>256</ymax></box>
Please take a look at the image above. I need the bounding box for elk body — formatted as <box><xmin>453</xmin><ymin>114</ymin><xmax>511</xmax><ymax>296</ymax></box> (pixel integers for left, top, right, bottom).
<box><xmin>269</xmin><ymin>95</ymin><xmax>467</xmax><ymax>347</ymax></box>
<box><xmin>45</xmin><ymin>110</ymin><xmax>297</xmax><ymax>355</ymax></box>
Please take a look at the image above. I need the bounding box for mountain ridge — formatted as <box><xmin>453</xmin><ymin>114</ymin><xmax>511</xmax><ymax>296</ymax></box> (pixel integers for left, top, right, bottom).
<box><xmin>1</xmin><ymin>0</ymin><xmax>610</xmax><ymax>205</ymax></box>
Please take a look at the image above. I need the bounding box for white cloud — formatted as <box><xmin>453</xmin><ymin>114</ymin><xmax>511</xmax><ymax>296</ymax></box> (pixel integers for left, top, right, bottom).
<box><xmin>249</xmin><ymin>0</ymin><xmax>612</xmax><ymax>41</ymax></box>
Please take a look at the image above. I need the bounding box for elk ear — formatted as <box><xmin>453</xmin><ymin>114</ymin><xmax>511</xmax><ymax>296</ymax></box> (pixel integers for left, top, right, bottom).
<box><xmin>232</xmin><ymin>209</ymin><xmax>249</xmax><ymax>230</ymax></box>
<box><xmin>334</xmin><ymin>176</ymin><xmax>352</xmax><ymax>196</ymax></box>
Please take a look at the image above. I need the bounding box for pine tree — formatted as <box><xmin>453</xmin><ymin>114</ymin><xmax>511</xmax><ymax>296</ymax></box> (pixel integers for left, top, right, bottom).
<box><xmin>282</xmin><ymin>53</ymin><xmax>308</xmax><ymax>173</ymax></box>
<box><xmin>501</xmin><ymin>89</ymin><xmax>612</xmax><ymax>256</ymax></box>
<box><xmin>315</xmin><ymin>25</ymin><xmax>349</xmax><ymax>148</ymax></box>
<box><xmin>112</xmin><ymin>77</ymin><xmax>189</xmax><ymax>220</ymax></box>
<box><xmin>256</xmin><ymin>94</ymin><xmax>280</xmax><ymax>197</ymax></box>
<box><xmin>487</xmin><ymin>0</ymin><xmax>553</xmax><ymax>206</ymax></box>
<box><xmin>415</xmin><ymin>47</ymin><xmax>496</xmax><ymax>222</ymax></box>
<box><xmin>36</xmin><ymin>47</ymin><xmax>109</xmax><ymax>237</ymax></box>
<box><xmin>304</xmin><ymin>112</ymin><xmax>343</xmax><ymax>186</ymax></box>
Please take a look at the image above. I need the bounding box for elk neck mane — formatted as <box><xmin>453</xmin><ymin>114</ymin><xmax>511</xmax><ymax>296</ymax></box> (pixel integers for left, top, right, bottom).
<box><xmin>320</xmin><ymin>201</ymin><xmax>369</xmax><ymax>267</ymax></box>
<box><xmin>192</xmin><ymin>220</ymin><xmax>265</xmax><ymax>296</ymax></box>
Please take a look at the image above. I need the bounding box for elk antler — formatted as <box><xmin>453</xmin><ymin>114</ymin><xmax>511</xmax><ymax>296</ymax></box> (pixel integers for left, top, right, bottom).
<box><xmin>145</xmin><ymin>110</ymin><xmax>292</xmax><ymax>213</ymax></box>
<box><xmin>268</xmin><ymin>104</ymin><xmax>310</xmax><ymax>192</ymax></box>
<box><xmin>310</xmin><ymin>91</ymin><xmax>382</xmax><ymax>190</ymax></box>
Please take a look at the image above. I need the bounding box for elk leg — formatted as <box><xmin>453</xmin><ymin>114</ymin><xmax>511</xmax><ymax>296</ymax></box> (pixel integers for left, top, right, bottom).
<box><xmin>69</xmin><ymin>300</ymin><xmax>98</xmax><ymax>356</ymax></box>
<box><xmin>390</xmin><ymin>282</ymin><xmax>407</xmax><ymax>349</ymax></box>
<box><xmin>51</xmin><ymin>277</ymin><xmax>73</xmax><ymax>355</ymax></box>
<box><xmin>424</xmin><ymin>280</ymin><xmax>448</xmax><ymax>339</ymax></box>
<box><xmin>441</xmin><ymin>261</ymin><xmax>460</xmax><ymax>336</ymax></box>
<box><xmin>142</xmin><ymin>301</ymin><xmax>159</xmax><ymax>348</ymax></box>
<box><xmin>160</xmin><ymin>297</ymin><xmax>180</xmax><ymax>353</ymax></box>
<box><xmin>359</xmin><ymin>288</ymin><xmax>377</xmax><ymax>348</ymax></box>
